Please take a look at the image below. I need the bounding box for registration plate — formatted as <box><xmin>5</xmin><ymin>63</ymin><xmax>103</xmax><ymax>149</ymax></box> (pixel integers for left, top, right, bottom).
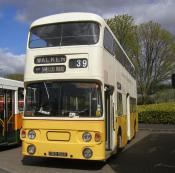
<box><xmin>48</xmin><ymin>151</ymin><xmax>67</xmax><ymax>157</ymax></box>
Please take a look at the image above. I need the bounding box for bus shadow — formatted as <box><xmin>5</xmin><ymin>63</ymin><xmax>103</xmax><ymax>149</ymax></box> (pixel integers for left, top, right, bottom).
<box><xmin>108</xmin><ymin>133</ymin><xmax>175</xmax><ymax>173</ymax></box>
<box><xmin>22</xmin><ymin>156</ymin><xmax>105</xmax><ymax>170</ymax></box>
<box><xmin>0</xmin><ymin>145</ymin><xmax>19</xmax><ymax>152</ymax></box>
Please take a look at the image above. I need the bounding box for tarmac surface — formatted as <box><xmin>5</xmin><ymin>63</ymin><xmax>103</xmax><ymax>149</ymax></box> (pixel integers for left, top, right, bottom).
<box><xmin>139</xmin><ymin>123</ymin><xmax>175</xmax><ymax>131</ymax></box>
<box><xmin>109</xmin><ymin>133</ymin><xmax>175</xmax><ymax>173</ymax></box>
<box><xmin>0</xmin><ymin>124</ymin><xmax>174</xmax><ymax>173</ymax></box>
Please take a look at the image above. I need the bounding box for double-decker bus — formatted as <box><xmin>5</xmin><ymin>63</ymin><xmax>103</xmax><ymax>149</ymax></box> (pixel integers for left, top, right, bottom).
<box><xmin>21</xmin><ymin>12</ymin><xmax>137</xmax><ymax>160</ymax></box>
<box><xmin>0</xmin><ymin>77</ymin><xmax>24</xmax><ymax>146</ymax></box>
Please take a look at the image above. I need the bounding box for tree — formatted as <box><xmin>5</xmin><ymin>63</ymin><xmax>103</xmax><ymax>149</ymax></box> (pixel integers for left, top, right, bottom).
<box><xmin>107</xmin><ymin>14</ymin><xmax>138</xmax><ymax>58</ymax></box>
<box><xmin>133</xmin><ymin>21</ymin><xmax>175</xmax><ymax>103</ymax></box>
<box><xmin>5</xmin><ymin>73</ymin><xmax>24</xmax><ymax>81</ymax></box>
<box><xmin>107</xmin><ymin>15</ymin><xmax>175</xmax><ymax>104</ymax></box>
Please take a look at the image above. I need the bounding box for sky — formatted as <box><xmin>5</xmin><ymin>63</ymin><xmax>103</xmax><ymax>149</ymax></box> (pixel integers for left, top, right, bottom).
<box><xmin>0</xmin><ymin>0</ymin><xmax>175</xmax><ymax>75</ymax></box>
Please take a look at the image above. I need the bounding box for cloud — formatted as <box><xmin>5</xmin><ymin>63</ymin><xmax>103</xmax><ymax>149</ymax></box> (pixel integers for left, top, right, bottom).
<box><xmin>0</xmin><ymin>48</ymin><xmax>25</xmax><ymax>76</ymax></box>
<box><xmin>15</xmin><ymin>12</ymin><xmax>28</xmax><ymax>23</ymax></box>
<box><xmin>1</xmin><ymin>0</ymin><xmax>175</xmax><ymax>33</ymax></box>
<box><xmin>123</xmin><ymin>0</ymin><xmax>175</xmax><ymax>33</ymax></box>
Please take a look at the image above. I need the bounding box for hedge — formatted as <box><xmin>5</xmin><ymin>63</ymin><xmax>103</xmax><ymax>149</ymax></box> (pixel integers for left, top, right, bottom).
<box><xmin>138</xmin><ymin>102</ymin><xmax>175</xmax><ymax>124</ymax></box>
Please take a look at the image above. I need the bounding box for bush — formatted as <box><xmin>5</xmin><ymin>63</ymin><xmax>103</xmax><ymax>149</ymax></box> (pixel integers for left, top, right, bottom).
<box><xmin>138</xmin><ymin>102</ymin><xmax>175</xmax><ymax>124</ymax></box>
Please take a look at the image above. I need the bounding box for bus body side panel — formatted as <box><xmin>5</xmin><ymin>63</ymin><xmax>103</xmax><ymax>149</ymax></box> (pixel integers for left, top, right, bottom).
<box><xmin>130</xmin><ymin>112</ymin><xmax>138</xmax><ymax>139</ymax></box>
<box><xmin>130</xmin><ymin>113</ymin><xmax>135</xmax><ymax>138</ymax></box>
<box><xmin>15</xmin><ymin>113</ymin><xmax>23</xmax><ymax>143</ymax></box>
<box><xmin>21</xmin><ymin>120</ymin><xmax>105</xmax><ymax>160</ymax></box>
<box><xmin>15</xmin><ymin>113</ymin><xmax>23</xmax><ymax>131</ymax></box>
<box><xmin>116</xmin><ymin>115</ymin><xmax>127</xmax><ymax>147</ymax></box>
<box><xmin>135</xmin><ymin>112</ymin><xmax>138</xmax><ymax>132</ymax></box>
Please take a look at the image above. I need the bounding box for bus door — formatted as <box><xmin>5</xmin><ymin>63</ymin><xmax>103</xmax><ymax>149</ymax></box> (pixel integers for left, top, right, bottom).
<box><xmin>5</xmin><ymin>90</ymin><xmax>16</xmax><ymax>143</ymax></box>
<box><xmin>105</xmin><ymin>85</ymin><xmax>114</xmax><ymax>150</ymax></box>
<box><xmin>0</xmin><ymin>89</ymin><xmax>5</xmax><ymax>144</ymax></box>
<box><xmin>126</xmin><ymin>93</ymin><xmax>131</xmax><ymax>140</ymax></box>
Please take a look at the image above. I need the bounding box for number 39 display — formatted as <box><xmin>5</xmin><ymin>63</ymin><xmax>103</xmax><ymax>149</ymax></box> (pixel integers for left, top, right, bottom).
<box><xmin>69</xmin><ymin>58</ymin><xmax>88</xmax><ymax>68</ymax></box>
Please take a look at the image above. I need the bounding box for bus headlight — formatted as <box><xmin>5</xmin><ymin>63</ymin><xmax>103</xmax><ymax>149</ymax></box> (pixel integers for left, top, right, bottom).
<box><xmin>82</xmin><ymin>132</ymin><xmax>92</xmax><ymax>142</ymax></box>
<box><xmin>83</xmin><ymin>148</ymin><xmax>93</xmax><ymax>159</ymax></box>
<box><xmin>27</xmin><ymin>145</ymin><xmax>36</xmax><ymax>155</ymax></box>
<box><xmin>28</xmin><ymin>130</ymin><xmax>36</xmax><ymax>140</ymax></box>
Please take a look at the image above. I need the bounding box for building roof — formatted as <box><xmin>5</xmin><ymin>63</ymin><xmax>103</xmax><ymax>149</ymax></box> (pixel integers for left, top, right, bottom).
<box><xmin>0</xmin><ymin>77</ymin><xmax>24</xmax><ymax>90</ymax></box>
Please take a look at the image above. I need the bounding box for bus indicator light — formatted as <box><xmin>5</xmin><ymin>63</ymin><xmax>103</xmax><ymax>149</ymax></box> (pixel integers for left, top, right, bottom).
<box><xmin>21</xmin><ymin>130</ymin><xmax>26</xmax><ymax>138</ymax></box>
<box><xmin>94</xmin><ymin>132</ymin><xmax>101</xmax><ymax>142</ymax></box>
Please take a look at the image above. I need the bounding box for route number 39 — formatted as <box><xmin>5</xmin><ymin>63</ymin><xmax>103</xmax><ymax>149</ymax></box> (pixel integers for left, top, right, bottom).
<box><xmin>69</xmin><ymin>58</ymin><xmax>88</xmax><ymax>68</ymax></box>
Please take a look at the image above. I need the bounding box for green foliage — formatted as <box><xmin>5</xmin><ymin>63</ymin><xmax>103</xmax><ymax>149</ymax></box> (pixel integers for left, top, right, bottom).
<box><xmin>138</xmin><ymin>102</ymin><xmax>175</xmax><ymax>124</ymax></box>
<box><xmin>135</xmin><ymin>22</ymin><xmax>175</xmax><ymax>104</ymax></box>
<box><xmin>5</xmin><ymin>73</ymin><xmax>24</xmax><ymax>81</ymax></box>
<box><xmin>107</xmin><ymin>14</ymin><xmax>138</xmax><ymax>58</ymax></box>
<box><xmin>137</xmin><ymin>88</ymin><xmax>175</xmax><ymax>105</ymax></box>
<box><xmin>155</xmin><ymin>89</ymin><xmax>175</xmax><ymax>103</ymax></box>
<box><xmin>107</xmin><ymin>14</ymin><xmax>175</xmax><ymax>104</ymax></box>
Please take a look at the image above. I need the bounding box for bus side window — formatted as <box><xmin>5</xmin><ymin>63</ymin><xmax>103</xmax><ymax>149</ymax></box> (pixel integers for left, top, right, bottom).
<box><xmin>104</xmin><ymin>28</ymin><xmax>114</xmax><ymax>55</ymax></box>
<box><xmin>117</xmin><ymin>92</ymin><xmax>123</xmax><ymax>116</ymax></box>
<box><xmin>18</xmin><ymin>88</ymin><xmax>24</xmax><ymax>112</ymax></box>
<box><xmin>130</xmin><ymin>97</ymin><xmax>136</xmax><ymax>113</ymax></box>
<box><xmin>0</xmin><ymin>89</ymin><xmax>4</xmax><ymax>119</ymax></box>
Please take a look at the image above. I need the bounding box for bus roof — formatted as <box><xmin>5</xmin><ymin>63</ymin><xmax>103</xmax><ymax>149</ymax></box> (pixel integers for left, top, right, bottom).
<box><xmin>30</xmin><ymin>12</ymin><xmax>106</xmax><ymax>28</ymax></box>
<box><xmin>0</xmin><ymin>77</ymin><xmax>24</xmax><ymax>89</ymax></box>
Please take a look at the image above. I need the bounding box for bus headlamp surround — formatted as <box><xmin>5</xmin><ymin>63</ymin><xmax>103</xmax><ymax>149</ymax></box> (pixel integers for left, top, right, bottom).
<box><xmin>82</xmin><ymin>132</ymin><xmax>92</xmax><ymax>142</ymax></box>
<box><xmin>28</xmin><ymin>130</ymin><xmax>36</xmax><ymax>140</ymax></box>
<box><xmin>27</xmin><ymin>144</ymin><xmax>36</xmax><ymax>155</ymax></box>
<box><xmin>83</xmin><ymin>148</ymin><xmax>93</xmax><ymax>159</ymax></box>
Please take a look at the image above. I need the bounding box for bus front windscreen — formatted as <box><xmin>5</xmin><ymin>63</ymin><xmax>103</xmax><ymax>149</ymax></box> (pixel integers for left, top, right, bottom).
<box><xmin>29</xmin><ymin>22</ymin><xmax>100</xmax><ymax>48</ymax></box>
<box><xmin>25</xmin><ymin>82</ymin><xmax>102</xmax><ymax>118</ymax></box>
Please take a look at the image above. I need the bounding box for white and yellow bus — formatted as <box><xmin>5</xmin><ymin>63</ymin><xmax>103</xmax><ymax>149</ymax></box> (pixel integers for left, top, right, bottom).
<box><xmin>21</xmin><ymin>12</ymin><xmax>137</xmax><ymax>161</ymax></box>
<box><xmin>0</xmin><ymin>77</ymin><xmax>24</xmax><ymax>146</ymax></box>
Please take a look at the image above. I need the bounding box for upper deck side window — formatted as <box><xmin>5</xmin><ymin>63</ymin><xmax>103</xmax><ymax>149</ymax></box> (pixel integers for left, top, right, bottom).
<box><xmin>29</xmin><ymin>22</ymin><xmax>100</xmax><ymax>48</ymax></box>
<box><xmin>103</xmin><ymin>28</ymin><xmax>114</xmax><ymax>55</ymax></box>
<box><xmin>103</xmin><ymin>27</ymin><xmax>135</xmax><ymax>79</ymax></box>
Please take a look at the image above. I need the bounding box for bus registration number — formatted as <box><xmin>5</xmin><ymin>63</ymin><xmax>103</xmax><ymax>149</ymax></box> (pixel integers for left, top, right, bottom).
<box><xmin>48</xmin><ymin>152</ymin><xmax>67</xmax><ymax>157</ymax></box>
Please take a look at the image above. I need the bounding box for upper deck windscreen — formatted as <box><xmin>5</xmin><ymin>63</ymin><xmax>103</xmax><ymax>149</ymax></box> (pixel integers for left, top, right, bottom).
<box><xmin>29</xmin><ymin>22</ymin><xmax>100</xmax><ymax>48</ymax></box>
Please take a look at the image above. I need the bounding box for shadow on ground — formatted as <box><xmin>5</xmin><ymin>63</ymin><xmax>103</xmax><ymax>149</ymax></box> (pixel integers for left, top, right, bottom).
<box><xmin>0</xmin><ymin>145</ymin><xmax>19</xmax><ymax>152</ymax></box>
<box><xmin>22</xmin><ymin>156</ymin><xmax>105</xmax><ymax>171</ymax></box>
<box><xmin>108</xmin><ymin>133</ymin><xmax>175</xmax><ymax>173</ymax></box>
<box><xmin>0</xmin><ymin>168</ymin><xmax>11</xmax><ymax>173</ymax></box>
